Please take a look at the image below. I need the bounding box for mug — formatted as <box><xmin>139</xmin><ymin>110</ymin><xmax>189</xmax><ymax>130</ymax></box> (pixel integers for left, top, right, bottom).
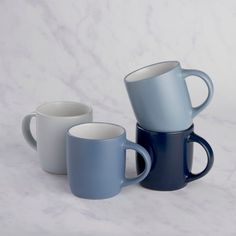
<box><xmin>22</xmin><ymin>101</ymin><xmax>93</xmax><ymax>174</ymax></box>
<box><xmin>136</xmin><ymin>123</ymin><xmax>214</xmax><ymax>191</ymax></box>
<box><xmin>124</xmin><ymin>61</ymin><xmax>214</xmax><ymax>132</ymax></box>
<box><xmin>67</xmin><ymin>122</ymin><xmax>151</xmax><ymax>199</ymax></box>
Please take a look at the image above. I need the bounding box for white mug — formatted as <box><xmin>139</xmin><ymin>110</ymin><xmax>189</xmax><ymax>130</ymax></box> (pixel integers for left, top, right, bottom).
<box><xmin>22</xmin><ymin>101</ymin><xmax>93</xmax><ymax>174</ymax></box>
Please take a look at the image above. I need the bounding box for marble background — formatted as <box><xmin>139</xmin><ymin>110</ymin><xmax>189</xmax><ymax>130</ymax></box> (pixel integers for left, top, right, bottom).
<box><xmin>0</xmin><ymin>0</ymin><xmax>236</xmax><ymax>235</ymax></box>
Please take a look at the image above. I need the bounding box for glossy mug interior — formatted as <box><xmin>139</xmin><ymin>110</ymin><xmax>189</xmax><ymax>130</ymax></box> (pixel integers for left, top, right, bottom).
<box><xmin>22</xmin><ymin>101</ymin><xmax>93</xmax><ymax>174</ymax></box>
<box><xmin>124</xmin><ymin>61</ymin><xmax>214</xmax><ymax>132</ymax></box>
<box><xmin>67</xmin><ymin>122</ymin><xmax>151</xmax><ymax>199</ymax></box>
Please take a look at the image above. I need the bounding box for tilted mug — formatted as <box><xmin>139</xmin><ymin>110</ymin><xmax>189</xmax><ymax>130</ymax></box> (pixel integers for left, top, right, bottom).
<box><xmin>124</xmin><ymin>61</ymin><xmax>214</xmax><ymax>132</ymax></box>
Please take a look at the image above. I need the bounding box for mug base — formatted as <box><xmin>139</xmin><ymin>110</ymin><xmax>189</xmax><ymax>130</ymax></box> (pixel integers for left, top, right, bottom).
<box><xmin>70</xmin><ymin>188</ymin><xmax>121</xmax><ymax>200</ymax></box>
<box><xmin>140</xmin><ymin>182</ymin><xmax>187</xmax><ymax>191</ymax></box>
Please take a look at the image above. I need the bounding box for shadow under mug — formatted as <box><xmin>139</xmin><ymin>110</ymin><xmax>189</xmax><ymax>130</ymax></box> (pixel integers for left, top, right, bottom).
<box><xmin>22</xmin><ymin>101</ymin><xmax>93</xmax><ymax>174</ymax></box>
<box><xmin>124</xmin><ymin>61</ymin><xmax>214</xmax><ymax>132</ymax></box>
<box><xmin>136</xmin><ymin>123</ymin><xmax>214</xmax><ymax>191</ymax></box>
<box><xmin>67</xmin><ymin>122</ymin><xmax>151</xmax><ymax>199</ymax></box>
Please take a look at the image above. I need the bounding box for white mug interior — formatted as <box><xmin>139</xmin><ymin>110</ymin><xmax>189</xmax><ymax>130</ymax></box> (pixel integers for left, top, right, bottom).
<box><xmin>69</xmin><ymin>123</ymin><xmax>125</xmax><ymax>140</ymax></box>
<box><xmin>125</xmin><ymin>61</ymin><xmax>179</xmax><ymax>82</ymax></box>
<box><xmin>36</xmin><ymin>101</ymin><xmax>92</xmax><ymax>117</ymax></box>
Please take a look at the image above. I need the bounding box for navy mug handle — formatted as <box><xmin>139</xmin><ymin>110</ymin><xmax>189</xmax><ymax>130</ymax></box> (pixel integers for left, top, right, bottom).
<box><xmin>122</xmin><ymin>140</ymin><xmax>151</xmax><ymax>187</ymax></box>
<box><xmin>182</xmin><ymin>69</ymin><xmax>214</xmax><ymax>118</ymax></box>
<box><xmin>186</xmin><ymin>133</ymin><xmax>214</xmax><ymax>183</ymax></box>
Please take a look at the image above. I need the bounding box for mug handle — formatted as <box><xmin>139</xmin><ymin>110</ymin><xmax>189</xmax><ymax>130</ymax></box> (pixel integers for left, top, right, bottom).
<box><xmin>182</xmin><ymin>69</ymin><xmax>214</xmax><ymax>118</ymax></box>
<box><xmin>22</xmin><ymin>112</ymin><xmax>37</xmax><ymax>150</ymax></box>
<box><xmin>186</xmin><ymin>133</ymin><xmax>214</xmax><ymax>183</ymax></box>
<box><xmin>122</xmin><ymin>140</ymin><xmax>151</xmax><ymax>187</ymax></box>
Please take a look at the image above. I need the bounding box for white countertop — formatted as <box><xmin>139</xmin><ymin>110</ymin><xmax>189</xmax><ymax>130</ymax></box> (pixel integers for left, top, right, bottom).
<box><xmin>1</xmin><ymin>115</ymin><xmax>235</xmax><ymax>235</ymax></box>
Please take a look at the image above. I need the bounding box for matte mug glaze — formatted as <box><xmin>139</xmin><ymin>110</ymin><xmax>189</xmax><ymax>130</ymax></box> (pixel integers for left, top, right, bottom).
<box><xmin>136</xmin><ymin>123</ymin><xmax>214</xmax><ymax>191</ymax></box>
<box><xmin>124</xmin><ymin>61</ymin><xmax>214</xmax><ymax>132</ymax></box>
<box><xmin>67</xmin><ymin>122</ymin><xmax>151</xmax><ymax>199</ymax></box>
<box><xmin>22</xmin><ymin>101</ymin><xmax>92</xmax><ymax>174</ymax></box>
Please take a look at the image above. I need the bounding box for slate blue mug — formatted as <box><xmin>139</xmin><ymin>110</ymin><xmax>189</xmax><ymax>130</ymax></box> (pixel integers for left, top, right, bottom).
<box><xmin>67</xmin><ymin>122</ymin><xmax>151</xmax><ymax>199</ymax></box>
<box><xmin>136</xmin><ymin>123</ymin><xmax>214</xmax><ymax>191</ymax></box>
<box><xmin>124</xmin><ymin>61</ymin><xmax>214</xmax><ymax>132</ymax></box>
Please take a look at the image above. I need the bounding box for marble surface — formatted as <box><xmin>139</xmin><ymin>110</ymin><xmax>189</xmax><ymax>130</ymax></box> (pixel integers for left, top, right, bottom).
<box><xmin>0</xmin><ymin>0</ymin><xmax>236</xmax><ymax>235</ymax></box>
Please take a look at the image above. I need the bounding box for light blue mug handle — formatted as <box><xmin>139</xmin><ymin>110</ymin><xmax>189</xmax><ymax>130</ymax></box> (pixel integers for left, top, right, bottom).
<box><xmin>182</xmin><ymin>69</ymin><xmax>214</xmax><ymax>118</ymax></box>
<box><xmin>22</xmin><ymin>112</ymin><xmax>37</xmax><ymax>150</ymax></box>
<box><xmin>122</xmin><ymin>140</ymin><xmax>151</xmax><ymax>187</ymax></box>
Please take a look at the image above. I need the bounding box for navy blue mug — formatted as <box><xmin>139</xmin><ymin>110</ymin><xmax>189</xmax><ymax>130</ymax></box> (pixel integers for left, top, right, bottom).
<box><xmin>136</xmin><ymin>124</ymin><xmax>214</xmax><ymax>191</ymax></box>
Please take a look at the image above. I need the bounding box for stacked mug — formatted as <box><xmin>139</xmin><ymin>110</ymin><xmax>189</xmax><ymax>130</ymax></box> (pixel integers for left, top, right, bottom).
<box><xmin>22</xmin><ymin>60</ymin><xmax>214</xmax><ymax>199</ymax></box>
<box><xmin>124</xmin><ymin>61</ymin><xmax>214</xmax><ymax>190</ymax></box>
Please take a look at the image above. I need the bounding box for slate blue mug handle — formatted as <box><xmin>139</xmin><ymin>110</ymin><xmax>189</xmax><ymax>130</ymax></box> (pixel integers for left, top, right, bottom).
<box><xmin>22</xmin><ymin>112</ymin><xmax>37</xmax><ymax>150</ymax></box>
<box><xmin>182</xmin><ymin>69</ymin><xmax>214</xmax><ymax>118</ymax></box>
<box><xmin>122</xmin><ymin>140</ymin><xmax>151</xmax><ymax>187</ymax></box>
<box><xmin>186</xmin><ymin>133</ymin><xmax>214</xmax><ymax>183</ymax></box>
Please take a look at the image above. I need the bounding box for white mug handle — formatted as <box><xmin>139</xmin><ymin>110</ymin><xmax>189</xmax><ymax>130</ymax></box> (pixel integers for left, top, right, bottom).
<box><xmin>22</xmin><ymin>112</ymin><xmax>37</xmax><ymax>150</ymax></box>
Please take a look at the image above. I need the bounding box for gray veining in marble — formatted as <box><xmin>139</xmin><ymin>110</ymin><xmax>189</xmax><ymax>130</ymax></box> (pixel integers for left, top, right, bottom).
<box><xmin>0</xmin><ymin>0</ymin><xmax>236</xmax><ymax>235</ymax></box>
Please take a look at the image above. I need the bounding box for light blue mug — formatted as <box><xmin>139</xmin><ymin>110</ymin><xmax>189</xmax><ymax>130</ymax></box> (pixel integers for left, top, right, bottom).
<box><xmin>67</xmin><ymin>122</ymin><xmax>151</xmax><ymax>199</ymax></box>
<box><xmin>124</xmin><ymin>61</ymin><xmax>214</xmax><ymax>132</ymax></box>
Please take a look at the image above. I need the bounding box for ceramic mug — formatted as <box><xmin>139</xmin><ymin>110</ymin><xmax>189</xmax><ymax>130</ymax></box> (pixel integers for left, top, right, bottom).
<box><xmin>67</xmin><ymin>122</ymin><xmax>151</xmax><ymax>199</ymax></box>
<box><xmin>136</xmin><ymin>123</ymin><xmax>214</xmax><ymax>191</ymax></box>
<box><xmin>124</xmin><ymin>61</ymin><xmax>214</xmax><ymax>132</ymax></box>
<box><xmin>22</xmin><ymin>101</ymin><xmax>93</xmax><ymax>174</ymax></box>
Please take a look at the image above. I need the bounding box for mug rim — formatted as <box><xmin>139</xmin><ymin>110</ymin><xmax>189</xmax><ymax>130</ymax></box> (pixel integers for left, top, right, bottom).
<box><xmin>35</xmin><ymin>101</ymin><xmax>92</xmax><ymax>118</ymax></box>
<box><xmin>137</xmin><ymin>123</ymin><xmax>194</xmax><ymax>135</ymax></box>
<box><xmin>124</xmin><ymin>61</ymin><xmax>180</xmax><ymax>83</ymax></box>
<box><xmin>68</xmin><ymin>122</ymin><xmax>126</xmax><ymax>141</ymax></box>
